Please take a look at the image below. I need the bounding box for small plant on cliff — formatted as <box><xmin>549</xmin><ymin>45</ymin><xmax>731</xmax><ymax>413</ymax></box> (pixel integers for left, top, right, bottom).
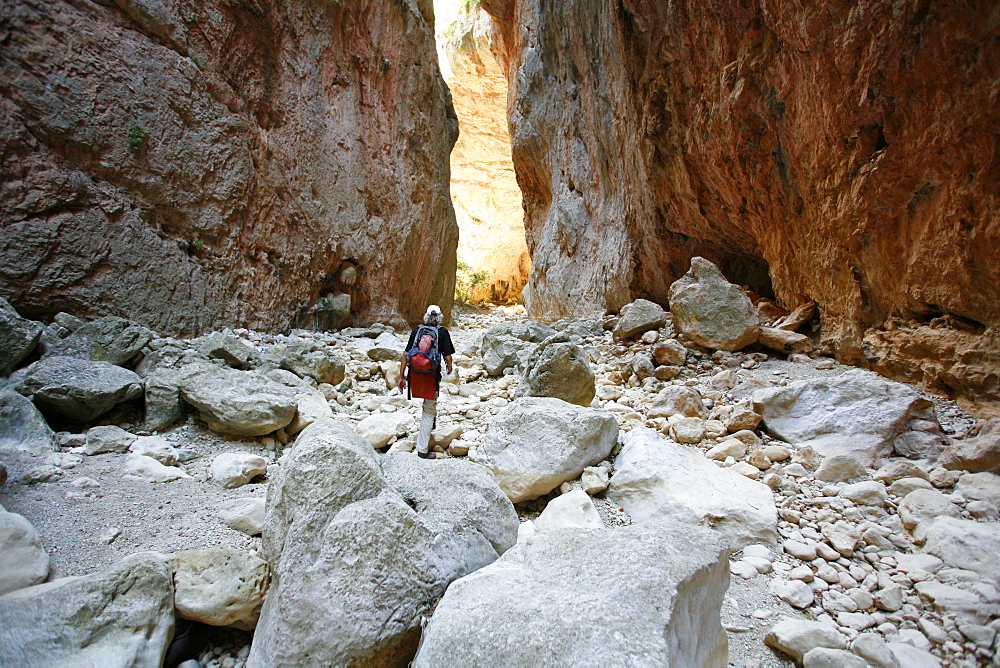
<box><xmin>455</xmin><ymin>261</ymin><xmax>488</xmax><ymax>304</ymax></box>
<box><xmin>190</xmin><ymin>54</ymin><xmax>207</xmax><ymax>69</ymax></box>
<box><xmin>127</xmin><ymin>124</ymin><xmax>149</xmax><ymax>151</ymax></box>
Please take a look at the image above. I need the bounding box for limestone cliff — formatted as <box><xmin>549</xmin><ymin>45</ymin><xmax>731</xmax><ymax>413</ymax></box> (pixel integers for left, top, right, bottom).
<box><xmin>440</xmin><ymin>6</ymin><xmax>529</xmax><ymax>303</ymax></box>
<box><xmin>482</xmin><ymin>0</ymin><xmax>1000</xmax><ymax>411</ymax></box>
<box><xmin>0</xmin><ymin>0</ymin><xmax>458</xmax><ymax>335</ymax></box>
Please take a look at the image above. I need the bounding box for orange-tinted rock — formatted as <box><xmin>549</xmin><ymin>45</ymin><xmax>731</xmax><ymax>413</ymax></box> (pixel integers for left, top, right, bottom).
<box><xmin>0</xmin><ymin>0</ymin><xmax>457</xmax><ymax>334</ymax></box>
<box><xmin>440</xmin><ymin>7</ymin><xmax>529</xmax><ymax>304</ymax></box>
<box><xmin>482</xmin><ymin>0</ymin><xmax>999</xmax><ymax>410</ymax></box>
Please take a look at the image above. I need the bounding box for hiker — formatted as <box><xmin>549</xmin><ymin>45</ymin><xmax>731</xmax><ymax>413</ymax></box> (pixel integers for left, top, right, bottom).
<box><xmin>398</xmin><ymin>304</ymin><xmax>455</xmax><ymax>458</ymax></box>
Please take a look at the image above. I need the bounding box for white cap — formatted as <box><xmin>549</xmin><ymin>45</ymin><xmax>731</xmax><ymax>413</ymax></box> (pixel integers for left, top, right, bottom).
<box><xmin>424</xmin><ymin>304</ymin><xmax>443</xmax><ymax>324</ymax></box>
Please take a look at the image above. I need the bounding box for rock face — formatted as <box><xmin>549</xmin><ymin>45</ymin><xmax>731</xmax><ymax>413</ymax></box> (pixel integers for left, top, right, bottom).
<box><xmin>0</xmin><ymin>0</ymin><xmax>458</xmax><ymax>334</ymax></box>
<box><xmin>249</xmin><ymin>419</ymin><xmax>517</xmax><ymax>667</ymax></box>
<box><xmin>481</xmin><ymin>0</ymin><xmax>1000</xmax><ymax>410</ymax></box>
<box><xmin>413</xmin><ymin>522</ymin><xmax>729</xmax><ymax>667</ymax></box>
<box><xmin>607</xmin><ymin>428</ymin><xmax>777</xmax><ymax>549</ymax></box>
<box><xmin>0</xmin><ymin>553</ymin><xmax>174</xmax><ymax>666</ymax></box>
<box><xmin>439</xmin><ymin>6</ymin><xmax>529</xmax><ymax>304</ymax></box>
<box><xmin>477</xmin><ymin>397</ymin><xmax>618</xmax><ymax>502</ymax></box>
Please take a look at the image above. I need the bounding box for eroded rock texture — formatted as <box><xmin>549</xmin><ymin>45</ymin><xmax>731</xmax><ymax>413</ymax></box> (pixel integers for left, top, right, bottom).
<box><xmin>440</xmin><ymin>7</ymin><xmax>529</xmax><ymax>303</ymax></box>
<box><xmin>482</xmin><ymin>0</ymin><xmax>1000</xmax><ymax>410</ymax></box>
<box><xmin>1</xmin><ymin>0</ymin><xmax>457</xmax><ymax>335</ymax></box>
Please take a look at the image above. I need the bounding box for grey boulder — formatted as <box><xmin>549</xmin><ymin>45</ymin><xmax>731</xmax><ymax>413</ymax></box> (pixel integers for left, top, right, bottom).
<box><xmin>414</xmin><ymin>522</ymin><xmax>729</xmax><ymax>667</ymax></box>
<box><xmin>0</xmin><ymin>297</ymin><xmax>41</xmax><ymax>377</ymax></box>
<box><xmin>753</xmin><ymin>368</ymin><xmax>944</xmax><ymax>465</ymax></box>
<box><xmin>515</xmin><ymin>335</ymin><xmax>595</xmax><ymax>406</ymax></box>
<box><xmin>0</xmin><ymin>390</ymin><xmax>56</xmax><ymax>454</ymax></box>
<box><xmin>18</xmin><ymin>356</ymin><xmax>143</xmax><ymax>423</ymax></box>
<box><xmin>937</xmin><ymin>418</ymin><xmax>1000</xmax><ymax>473</ymax></box>
<box><xmin>477</xmin><ymin>397</ymin><xmax>618</xmax><ymax>502</ymax></box>
<box><xmin>0</xmin><ymin>552</ymin><xmax>174</xmax><ymax>667</ymax></box>
<box><xmin>0</xmin><ymin>505</ymin><xmax>49</xmax><ymax>596</ymax></box>
<box><xmin>611</xmin><ymin>298</ymin><xmax>667</xmax><ymax>341</ymax></box>
<box><xmin>178</xmin><ymin>364</ymin><xmax>297</xmax><ymax>436</ymax></box>
<box><xmin>45</xmin><ymin>315</ymin><xmax>154</xmax><ymax>366</ymax></box>
<box><xmin>668</xmin><ymin>257</ymin><xmax>759</xmax><ymax>351</ymax></box>
<box><xmin>278</xmin><ymin>340</ymin><xmax>345</xmax><ymax>385</ymax></box>
<box><xmin>247</xmin><ymin>419</ymin><xmax>517</xmax><ymax>667</ymax></box>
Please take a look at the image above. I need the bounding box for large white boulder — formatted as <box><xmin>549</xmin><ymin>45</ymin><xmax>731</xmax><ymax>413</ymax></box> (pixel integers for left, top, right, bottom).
<box><xmin>0</xmin><ymin>553</ymin><xmax>174</xmax><ymax>666</ymax></box>
<box><xmin>668</xmin><ymin>257</ymin><xmax>759</xmax><ymax>351</ymax></box>
<box><xmin>752</xmin><ymin>368</ymin><xmax>943</xmax><ymax>465</ymax></box>
<box><xmin>286</xmin><ymin>392</ymin><xmax>334</xmax><ymax>435</ymax></box>
<box><xmin>178</xmin><ymin>364</ymin><xmax>297</xmax><ymax>436</ymax></box>
<box><xmin>128</xmin><ymin>435</ymin><xmax>178</xmax><ymax>466</ymax></box>
<box><xmin>607</xmin><ymin>428</ymin><xmax>777</xmax><ymax>549</ymax></box>
<box><xmin>477</xmin><ymin>398</ymin><xmax>618</xmax><ymax>502</ymax></box>
<box><xmin>167</xmin><ymin>547</ymin><xmax>269</xmax><ymax>628</ymax></box>
<box><xmin>916</xmin><ymin>516</ymin><xmax>1000</xmax><ymax>578</ymax></box>
<box><xmin>534</xmin><ymin>490</ymin><xmax>603</xmax><ymax>532</ymax></box>
<box><xmin>247</xmin><ymin>419</ymin><xmax>517</xmax><ymax>667</ymax></box>
<box><xmin>413</xmin><ymin>522</ymin><xmax>729</xmax><ymax>667</ymax></box>
<box><xmin>0</xmin><ymin>505</ymin><xmax>48</xmax><ymax>596</ymax></box>
<box><xmin>278</xmin><ymin>340</ymin><xmax>346</xmax><ymax>385</ymax></box>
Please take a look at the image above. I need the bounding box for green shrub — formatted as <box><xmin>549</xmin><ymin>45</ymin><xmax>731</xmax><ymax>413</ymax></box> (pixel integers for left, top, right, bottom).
<box><xmin>455</xmin><ymin>261</ymin><xmax>489</xmax><ymax>304</ymax></box>
<box><xmin>127</xmin><ymin>125</ymin><xmax>149</xmax><ymax>151</ymax></box>
<box><xmin>191</xmin><ymin>54</ymin><xmax>207</xmax><ymax>69</ymax></box>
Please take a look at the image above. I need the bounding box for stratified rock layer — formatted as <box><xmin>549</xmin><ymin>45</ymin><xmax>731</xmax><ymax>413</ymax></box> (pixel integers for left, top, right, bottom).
<box><xmin>482</xmin><ymin>0</ymin><xmax>1000</xmax><ymax>410</ymax></box>
<box><xmin>0</xmin><ymin>0</ymin><xmax>457</xmax><ymax>334</ymax></box>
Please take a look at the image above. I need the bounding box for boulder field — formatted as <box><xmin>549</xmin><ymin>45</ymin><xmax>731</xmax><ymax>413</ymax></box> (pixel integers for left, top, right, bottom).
<box><xmin>0</xmin><ymin>299</ymin><xmax>998</xmax><ymax>667</ymax></box>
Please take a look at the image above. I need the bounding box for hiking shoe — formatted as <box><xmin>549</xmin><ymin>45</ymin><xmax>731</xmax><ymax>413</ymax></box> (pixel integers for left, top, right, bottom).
<box><xmin>417</xmin><ymin>451</ymin><xmax>432</xmax><ymax>459</ymax></box>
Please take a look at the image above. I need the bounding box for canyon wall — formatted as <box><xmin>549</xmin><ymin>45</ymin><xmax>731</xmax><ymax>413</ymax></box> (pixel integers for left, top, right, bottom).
<box><xmin>482</xmin><ymin>0</ymin><xmax>1000</xmax><ymax>411</ymax></box>
<box><xmin>0</xmin><ymin>0</ymin><xmax>458</xmax><ymax>335</ymax></box>
<box><xmin>440</xmin><ymin>7</ymin><xmax>529</xmax><ymax>304</ymax></box>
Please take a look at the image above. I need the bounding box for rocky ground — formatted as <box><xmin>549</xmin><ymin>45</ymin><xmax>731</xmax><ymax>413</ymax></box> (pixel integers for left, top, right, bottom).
<box><xmin>1</xmin><ymin>301</ymin><xmax>998</xmax><ymax>667</ymax></box>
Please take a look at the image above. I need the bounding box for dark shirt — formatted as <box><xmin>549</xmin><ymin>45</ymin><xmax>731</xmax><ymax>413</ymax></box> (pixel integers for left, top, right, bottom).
<box><xmin>405</xmin><ymin>325</ymin><xmax>455</xmax><ymax>358</ymax></box>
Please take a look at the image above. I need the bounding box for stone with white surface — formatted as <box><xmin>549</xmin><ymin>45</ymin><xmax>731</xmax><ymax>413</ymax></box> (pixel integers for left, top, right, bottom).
<box><xmin>413</xmin><ymin>521</ymin><xmax>728</xmax><ymax>667</ymax></box>
<box><xmin>608</xmin><ymin>428</ymin><xmax>777</xmax><ymax>548</ymax></box>
<box><xmin>478</xmin><ymin>398</ymin><xmax>618</xmax><ymax>502</ymax></box>
<box><xmin>211</xmin><ymin>453</ymin><xmax>267</xmax><ymax>489</ymax></box>
<box><xmin>217</xmin><ymin>498</ymin><xmax>266</xmax><ymax>536</ymax></box>
<box><xmin>668</xmin><ymin>257</ymin><xmax>759</xmax><ymax>351</ymax></box>
<box><xmin>123</xmin><ymin>455</ymin><xmax>192</xmax><ymax>483</ymax></box>
<box><xmin>355</xmin><ymin>412</ymin><xmax>413</xmax><ymax>449</ymax></box>
<box><xmin>771</xmin><ymin>579</ymin><xmax>814</xmax><ymax>608</ymax></box>
<box><xmin>167</xmin><ymin>547</ymin><xmax>269</xmax><ymax>628</ymax></box>
<box><xmin>128</xmin><ymin>435</ymin><xmax>179</xmax><ymax>466</ymax></box>
<box><xmin>534</xmin><ymin>490</ymin><xmax>603</xmax><ymax>532</ymax></box>
<box><xmin>0</xmin><ymin>506</ymin><xmax>49</xmax><ymax>596</ymax></box>
<box><xmin>898</xmin><ymin>489</ymin><xmax>960</xmax><ymax>530</ymax></box>
<box><xmin>752</xmin><ymin>368</ymin><xmax>942</xmax><ymax>465</ymax></box>
<box><xmin>764</xmin><ymin>618</ymin><xmax>847</xmax><ymax>663</ymax></box>
<box><xmin>916</xmin><ymin>516</ymin><xmax>1000</xmax><ymax>578</ymax></box>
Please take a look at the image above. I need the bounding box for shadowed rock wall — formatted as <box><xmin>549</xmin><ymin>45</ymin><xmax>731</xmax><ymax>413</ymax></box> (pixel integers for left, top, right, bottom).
<box><xmin>0</xmin><ymin>0</ymin><xmax>458</xmax><ymax>335</ymax></box>
<box><xmin>482</xmin><ymin>0</ymin><xmax>1000</xmax><ymax>410</ymax></box>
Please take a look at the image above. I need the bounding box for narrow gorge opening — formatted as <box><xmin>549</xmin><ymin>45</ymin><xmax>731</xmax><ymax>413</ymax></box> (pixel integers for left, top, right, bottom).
<box><xmin>434</xmin><ymin>0</ymin><xmax>530</xmax><ymax>307</ymax></box>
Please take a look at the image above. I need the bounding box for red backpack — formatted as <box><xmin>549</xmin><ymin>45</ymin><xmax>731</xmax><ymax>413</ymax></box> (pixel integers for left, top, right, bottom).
<box><xmin>406</xmin><ymin>325</ymin><xmax>441</xmax><ymax>374</ymax></box>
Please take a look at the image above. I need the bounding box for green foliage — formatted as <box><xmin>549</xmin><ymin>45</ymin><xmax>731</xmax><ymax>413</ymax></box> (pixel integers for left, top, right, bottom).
<box><xmin>455</xmin><ymin>261</ymin><xmax>488</xmax><ymax>304</ymax></box>
<box><xmin>127</xmin><ymin>125</ymin><xmax>149</xmax><ymax>151</ymax></box>
<box><xmin>190</xmin><ymin>54</ymin><xmax>207</xmax><ymax>69</ymax></box>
